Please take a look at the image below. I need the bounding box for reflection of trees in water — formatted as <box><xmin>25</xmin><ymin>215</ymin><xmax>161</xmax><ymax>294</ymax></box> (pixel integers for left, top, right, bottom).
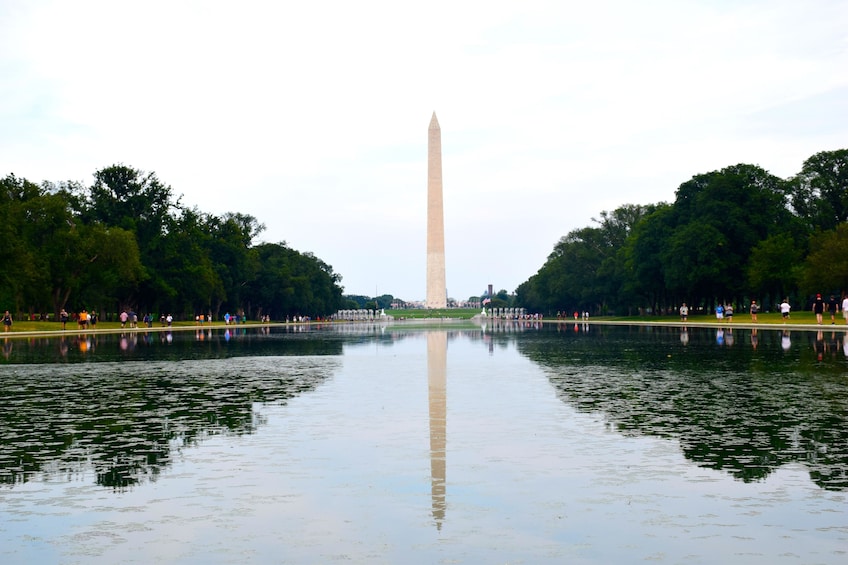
<box><xmin>518</xmin><ymin>325</ymin><xmax>848</xmax><ymax>491</ymax></box>
<box><xmin>0</xmin><ymin>326</ymin><xmax>346</xmax><ymax>364</ymax></box>
<box><xmin>0</xmin><ymin>356</ymin><xmax>338</xmax><ymax>489</ymax></box>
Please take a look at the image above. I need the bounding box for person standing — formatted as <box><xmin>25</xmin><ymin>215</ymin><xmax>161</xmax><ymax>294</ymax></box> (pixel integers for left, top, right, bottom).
<box><xmin>749</xmin><ymin>300</ymin><xmax>759</xmax><ymax>323</ymax></box>
<box><xmin>60</xmin><ymin>309</ymin><xmax>69</xmax><ymax>330</ymax></box>
<box><xmin>827</xmin><ymin>294</ymin><xmax>839</xmax><ymax>324</ymax></box>
<box><xmin>715</xmin><ymin>303</ymin><xmax>724</xmax><ymax>320</ymax></box>
<box><xmin>3</xmin><ymin>310</ymin><xmax>12</xmax><ymax>332</ymax></box>
<box><xmin>813</xmin><ymin>293</ymin><xmax>825</xmax><ymax>325</ymax></box>
<box><xmin>780</xmin><ymin>298</ymin><xmax>791</xmax><ymax>322</ymax></box>
<box><xmin>843</xmin><ymin>294</ymin><xmax>848</xmax><ymax>325</ymax></box>
<box><xmin>725</xmin><ymin>303</ymin><xmax>733</xmax><ymax>321</ymax></box>
<box><xmin>679</xmin><ymin>303</ymin><xmax>689</xmax><ymax>322</ymax></box>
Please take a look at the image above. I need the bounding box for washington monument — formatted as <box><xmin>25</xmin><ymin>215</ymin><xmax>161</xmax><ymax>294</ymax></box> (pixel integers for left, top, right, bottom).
<box><xmin>426</xmin><ymin>112</ymin><xmax>447</xmax><ymax>308</ymax></box>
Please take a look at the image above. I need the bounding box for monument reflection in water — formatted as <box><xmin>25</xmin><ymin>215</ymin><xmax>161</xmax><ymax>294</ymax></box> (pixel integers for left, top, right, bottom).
<box><xmin>427</xmin><ymin>331</ymin><xmax>447</xmax><ymax>528</ymax></box>
<box><xmin>1</xmin><ymin>322</ymin><xmax>847</xmax><ymax>564</ymax></box>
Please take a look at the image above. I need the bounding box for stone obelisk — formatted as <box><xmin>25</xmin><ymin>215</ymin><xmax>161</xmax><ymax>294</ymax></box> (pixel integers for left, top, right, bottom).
<box><xmin>427</xmin><ymin>112</ymin><xmax>447</xmax><ymax>308</ymax></box>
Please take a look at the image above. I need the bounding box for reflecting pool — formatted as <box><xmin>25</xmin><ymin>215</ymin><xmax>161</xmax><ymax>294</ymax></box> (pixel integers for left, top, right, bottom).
<box><xmin>1</xmin><ymin>322</ymin><xmax>846</xmax><ymax>563</ymax></box>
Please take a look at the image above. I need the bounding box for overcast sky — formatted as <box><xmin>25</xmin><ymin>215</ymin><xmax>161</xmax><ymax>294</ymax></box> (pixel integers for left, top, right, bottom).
<box><xmin>2</xmin><ymin>0</ymin><xmax>847</xmax><ymax>302</ymax></box>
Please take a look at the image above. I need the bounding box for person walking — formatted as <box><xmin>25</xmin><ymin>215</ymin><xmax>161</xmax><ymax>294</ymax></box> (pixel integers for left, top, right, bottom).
<box><xmin>813</xmin><ymin>293</ymin><xmax>825</xmax><ymax>325</ymax></box>
<box><xmin>827</xmin><ymin>294</ymin><xmax>839</xmax><ymax>324</ymax></box>
<box><xmin>3</xmin><ymin>310</ymin><xmax>12</xmax><ymax>332</ymax></box>
<box><xmin>843</xmin><ymin>294</ymin><xmax>848</xmax><ymax>325</ymax></box>
<box><xmin>780</xmin><ymin>298</ymin><xmax>791</xmax><ymax>322</ymax></box>
<box><xmin>679</xmin><ymin>303</ymin><xmax>689</xmax><ymax>322</ymax></box>
<box><xmin>60</xmin><ymin>309</ymin><xmax>69</xmax><ymax>330</ymax></box>
<box><xmin>749</xmin><ymin>300</ymin><xmax>759</xmax><ymax>323</ymax></box>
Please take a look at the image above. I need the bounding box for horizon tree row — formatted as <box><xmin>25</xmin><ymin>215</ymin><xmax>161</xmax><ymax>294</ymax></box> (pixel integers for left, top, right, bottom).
<box><xmin>0</xmin><ymin>165</ymin><xmax>345</xmax><ymax>320</ymax></box>
<box><xmin>516</xmin><ymin>149</ymin><xmax>848</xmax><ymax>315</ymax></box>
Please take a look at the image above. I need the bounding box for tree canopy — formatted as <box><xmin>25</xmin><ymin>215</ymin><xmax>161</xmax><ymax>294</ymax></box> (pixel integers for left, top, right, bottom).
<box><xmin>517</xmin><ymin>150</ymin><xmax>848</xmax><ymax>315</ymax></box>
<box><xmin>1</xmin><ymin>165</ymin><xmax>345</xmax><ymax>320</ymax></box>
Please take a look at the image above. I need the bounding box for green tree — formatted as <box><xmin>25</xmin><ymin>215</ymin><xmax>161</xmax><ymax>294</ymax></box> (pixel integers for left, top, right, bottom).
<box><xmin>623</xmin><ymin>204</ymin><xmax>674</xmax><ymax>312</ymax></box>
<box><xmin>665</xmin><ymin>164</ymin><xmax>790</xmax><ymax>304</ymax></box>
<box><xmin>68</xmin><ymin>224</ymin><xmax>144</xmax><ymax>314</ymax></box>
<box><xmin>77</xmin><ymin>165</ymin><xmax>181</xmax><ymax>310</ymax></box>
<box><xmin>248</xmin><ymin>243</ymin><xmax>343</xmax><ymax>320</ymax></box>
<box><xmin>747</xmin><ymin>232</ymin><xmax>804</xmax><ymax>305</ymax></box>
<box><xmin>84</xmin><ymin>164</ymin><xmax>178</xmax><ymax>237</ymax></box>
<box><xmin>155</xmin><ymin>208</ymin><xmax>224</xmax><ymax>317</ymax></box>
<box><xmin>800</xmin><ymin>224</ymin><xmax>848</xmax><ymax>295</ymax></box>
<box><xmin>518</xmin><ymin>204</ymin><xmax>655</xmax><ymax>315</ymax></box>
<box><xmin>344</xmin><ymin>295</ymin><xmax>371</xmax><ymax>308</ymax></box>
<box><xmin>593</xmin><ymin>205</ymin><xmax>654</xmax><ymax>313</ymax></box>
<box><xmin>0</xmin><ymin>176</ymin><xmax>143</xmax><ymax>317</ymax></box>
<box><xmin>0</xmin><ymin>175</ymin><xmax>51</xmax><ymax>311</ymax></box>
<box><xmin>789</xmin><ymin>149</ymin><xmax>848</xmax><ymax>232</ymax></box>
<box><xmin>206</xmin><ymin>212</ymin><xmax>264</xmax><ymax>317</ymax></box>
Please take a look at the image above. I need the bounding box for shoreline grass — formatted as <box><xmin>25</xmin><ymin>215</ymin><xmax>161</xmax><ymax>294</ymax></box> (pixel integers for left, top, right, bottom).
<box><xmin>1</xmin><ymin>310</ymin><xmax>844</xmax><ymax>338</ymax></box>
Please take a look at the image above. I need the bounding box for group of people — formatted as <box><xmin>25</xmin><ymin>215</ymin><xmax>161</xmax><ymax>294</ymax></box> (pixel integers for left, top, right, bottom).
<box><xmin>118</xmin><ymin>310</ymin><xmax>170</xmax><ymax>328</ymax></box>
<box><xmin>780</xmin><ymin>294</ymin><xmax>848</xmax><ymax>324</ymax></box>
<box><xmin>120</xmin><ymin>311</ymin><xmax>173</xmax><ymax>328</ymax></box>
<box><xmin>679</xmin><ymin>295</ymin><xmax>848</xmax><ymax>324</ymax></box>
<box><xmin>714</xmin><ymin>303</ymin><xmax>736</xmax><ymax>320</ymax></box>
<box><xmin>811</xmin><ymin>294</ymin><xmax>848</xmax><ymax>325</ymax></box>
<box><xmin>56</xmin><ymin>309</ymin><xmax>99</xmax><ymax>330</ymax></box>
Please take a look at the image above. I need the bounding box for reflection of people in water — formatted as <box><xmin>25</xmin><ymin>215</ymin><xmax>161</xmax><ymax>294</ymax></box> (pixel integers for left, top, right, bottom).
<box><xmin>781</xmin><ymin>330</ymin><xmax>791</xmax><ymax>351</ymax></box>
<box><xmin>680</xmin><ymin>328</ymin><xmax>689</xmax><ymax>346</ymax></box>
<box><xmin>716</xmin><ymin>328</ymin><xmax>724</xmax><ymax>345</ymax></box>
<box><xmin>2</xmin><ymin>338</ymin><xmax>12</xmax><ymax>359</ymax></box>
<box><xmin>814</xmin><ymin>330</ymin><xmax>825</xmax><ymax>361</ymax></box>
<box><xmin>750</xmin><ymin>328</ymin><xmax>758</xmax><ymax>349</ymax></box>
<box><xmin>829</xmin><ymin>332</ymin><xmax>839</xmax><ymax>359</ymax></box>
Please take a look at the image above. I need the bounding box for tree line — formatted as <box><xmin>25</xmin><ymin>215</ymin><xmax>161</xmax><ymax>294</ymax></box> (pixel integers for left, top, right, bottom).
<box><xmin>516</xmin><ymin>149</ymin><xmax>848</xmax><ymax>316</ymax></box>
<box><xmin>0</xmin><ymin>165</ymin><xmax>345</xmax><ymax>321</ymax></box>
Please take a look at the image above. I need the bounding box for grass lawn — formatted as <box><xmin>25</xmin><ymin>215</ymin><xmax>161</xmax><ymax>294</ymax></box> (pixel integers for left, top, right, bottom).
<box><xmin>385</xmin><ymin>309</ymin><xmax>840</xmax><ymax>326</ymax></box>
<box><xmin>1</xmin><ymin>319</ymin><xmax>234</xmax><ymax>333</ymax></box>
<box><xmin>387</xmin><ymin>308</ymin><xmax>482</xmax><ymax>319</ymax></box>
<box><xmin>592</xmin><ymin>311</ymin><xmax>841</xmax><ymax>325</ymax></box>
